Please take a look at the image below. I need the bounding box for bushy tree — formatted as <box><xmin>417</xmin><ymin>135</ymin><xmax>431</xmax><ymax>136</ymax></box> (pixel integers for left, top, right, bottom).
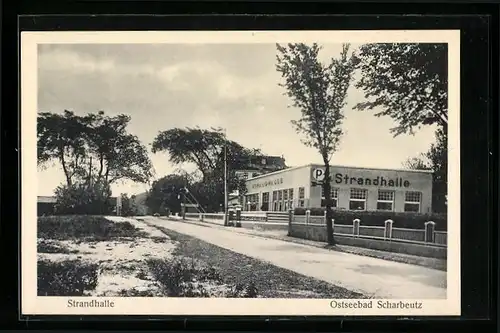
<box><xmin>151</xmin><ymin>127</ymin><xmax>261</xmax><ymax>212</ymax></box>
<box><xmin>146</xmin><ymin>174</ymin><xmax>187</xmax><ymax>215</ymax></box>
<box><xmin>38</xmin><ymin>110</ymin><xmax>153</xmax><ymax>187</ymax></box>
<box><xmin>402</xmin><ymin>128</ymin><xmax>447</xmax><ymax>213</ymax></box>
<box><xmin>276</xmin><ymin>43</ymin><xmax>357</xmax><ymax>245</ymax></box>
<box><xmin>53</xmin><ymin>178</ymin><xmax>113</xmax><ymax>215</ymax></box>
<box><xmin>353</xmin><ymin>43</ymin><xmax>448</xmax><ymax>136</ymax></box>
<box><xmin>120</xmin><ymin>193</ymin><xmax>141</xmax><ymax>217</ymax></box>
<box><xmin>37</xmin><ymin>110</ymin><xmax>89</xmax><ymax>186</ymax></box>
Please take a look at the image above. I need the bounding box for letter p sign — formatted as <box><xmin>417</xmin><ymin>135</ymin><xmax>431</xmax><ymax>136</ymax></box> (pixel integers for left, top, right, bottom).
<box><xmin>313</xmin><ymin>168</ymin><xmax>325</xmax><ymax>181</ymax></box>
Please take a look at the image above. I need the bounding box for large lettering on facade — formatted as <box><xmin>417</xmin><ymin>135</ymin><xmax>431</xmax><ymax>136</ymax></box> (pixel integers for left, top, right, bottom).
<box><xmin>251</xmin><ymin>177</ymin><xmax>284</xmax><ymax>189</ymax></box>
<box><xmin>334</xmin><ymin>173</ymin><xmax>411</xmax><ymax>188</ymax></box>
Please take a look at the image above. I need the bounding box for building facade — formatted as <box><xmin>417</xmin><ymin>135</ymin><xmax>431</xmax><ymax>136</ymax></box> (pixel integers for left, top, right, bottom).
<box><xmin>243</xmin><ymin>164</ymin><xmax>433</xmax><ymax>214</ymax></box>
<box><xmin>234</xmin><ymin>155</ymin><xmax>287</xmax><ymax>180</ymax></box>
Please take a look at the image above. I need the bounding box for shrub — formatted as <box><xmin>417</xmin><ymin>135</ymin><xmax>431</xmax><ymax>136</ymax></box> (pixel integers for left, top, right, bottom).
<box><xmin>37</xmin><ymin>239</ymin><xmax>78</xmax><ymax>254</ymax></box>
<box><xmin>293</xmin><ymin>208</ymin><xmax>447</xmax><ymax>231</ymax></box>
<box><xmin>53</xmin><ymin>180</ymin><xmax>113</xmax><ymax>215</ymax></box>
<box><xmin>227</xmin><ymin>282</ymin><xmax>258</xmax><ymax>298</ymax></box>
<box><xmin>38</xmin><ymin>259</ymin><xmax>99</xmax><ymax>296</ymax></box>
<box><xmin>293</xmin><ymin>207</ymin><xmax>325</xmax><ymax>216</ymax></box>
<box><xmin>147</xmin><ymin>257</ymin><xmax>219</xmax><ymax>296</ymax></box>
<box><xmin>38</xmin><ymin>215</ymin><xmax>148</xmax><ymax>241</ymax></box>
<box><xmin>147</xmin><ymin>257</ymin><xmax>259</xmax><ymax>298</ymax></box>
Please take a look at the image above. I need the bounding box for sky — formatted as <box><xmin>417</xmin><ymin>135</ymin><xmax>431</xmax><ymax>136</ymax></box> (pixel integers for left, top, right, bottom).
<box><xmin>37</xmin><ymin>43</ymin><xmax>438</xmax><ymax>197</ymax></box>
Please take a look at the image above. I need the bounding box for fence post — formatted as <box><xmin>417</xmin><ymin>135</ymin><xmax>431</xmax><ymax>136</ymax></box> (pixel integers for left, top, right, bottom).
<box><xmin>424</xmin><ymin>221</ymin><xmax>436</xmax><ymax>243</ymax></box>
<box><xmin>265</xmin><ymin>212</ymin><xmax>269</xmax><ymax>222</ymax></box>
<box><xmin>384</xmin><ymin>219</ymin><xmax>393</xmax><ymax>240</ymax></box>
<box><xmin>353</xmin><ymin>219</ymin><xmax>360</xmax><ymax>237</ymax></box>
<box><xmin>200</xmin><ymin>213</ymin><xmax>204</xmax><ymax>222</ymax></box>
<box><xmin>305</xmin><ymin>209</ymin><xmax>311</xmax><ymax>225</ymax></box>
<box><xmin>228</xmin><ymin>209</ymin><xmax>235</xmax><ymax>227</ymax></box>
<box><xmin>198</xmin><ymin>213</ymin><xmax>203</xmax><ymax>221</ymax></box>
<box><xmin>235</xmin><ymin>206</ymin><xmax>242</xmax><ymax>227</ymax></box>
<box><xmin>288</xmin><ymin>209</ymin><xmax>293</xmax><ymax>236</ymax></box>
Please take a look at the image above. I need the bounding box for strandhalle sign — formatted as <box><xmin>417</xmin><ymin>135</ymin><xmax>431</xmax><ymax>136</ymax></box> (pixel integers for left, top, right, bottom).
<box><xmin>251</xmin><ymin>178</ymin><xmax>284</xmax><ymax>189</ymax></box>
<box><xmin>313</xmin><ymin>169</ymin><xmax>411</xmax><ymax>188</ymax></box>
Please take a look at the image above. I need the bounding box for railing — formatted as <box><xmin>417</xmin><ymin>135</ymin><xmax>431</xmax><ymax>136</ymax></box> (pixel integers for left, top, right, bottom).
<box><xmin>291</xmin><ymin>210</ymin><xmax>447</xmax><ymax>247</ymax></box>
<box><xmin>184</xmin><ymin>210</ymin><xmax>447</xmax><ymax>247</ymax></box>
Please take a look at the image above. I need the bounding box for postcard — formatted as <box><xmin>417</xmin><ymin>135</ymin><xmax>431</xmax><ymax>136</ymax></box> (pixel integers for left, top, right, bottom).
<box><xmin>21</xmin><ymin>29</ymin><xmax>460</xmax><ymax>316</ymax></box>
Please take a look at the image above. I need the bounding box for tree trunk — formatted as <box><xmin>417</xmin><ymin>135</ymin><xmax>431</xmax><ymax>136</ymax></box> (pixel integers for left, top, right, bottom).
<box><xmin>323</xmin><ymin>159</ymin><xmax>335</xmax><ymax>245</ymax></box>
<box><xmin>59</xmin><ymin>149</ymin><xmax>72</xmax><ymax>187</ymax></box>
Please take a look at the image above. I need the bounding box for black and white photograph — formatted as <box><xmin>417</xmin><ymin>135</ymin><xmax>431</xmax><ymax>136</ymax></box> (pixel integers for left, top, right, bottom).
<box><xmin>21</xmin><ymin>30</ymin><xmax>460</xmax><ymax>316</ymax></box>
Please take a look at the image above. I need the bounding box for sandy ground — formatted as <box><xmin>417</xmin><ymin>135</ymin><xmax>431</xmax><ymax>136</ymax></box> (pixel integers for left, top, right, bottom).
<box><xmin>144</xmin><ymin>217</ymin><xmax>447</xmax><ymax>299</ymax></box>
<box><xmin>38</xmin><ymin>216</ymin><xmax>176</xmax><ymax>296</ymax></box>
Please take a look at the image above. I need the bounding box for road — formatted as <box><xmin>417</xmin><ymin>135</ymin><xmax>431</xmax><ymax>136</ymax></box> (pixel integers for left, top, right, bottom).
<box><xmin>142</xmin><ymin>217</ymin><xmax>447</xmax><ymax>299</ymax></box>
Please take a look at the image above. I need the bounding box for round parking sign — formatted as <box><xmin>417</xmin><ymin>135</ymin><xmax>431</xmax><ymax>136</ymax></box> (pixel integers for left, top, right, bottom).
<box><xmin>313</xmin><ymin>168</ymin><xmax>325</xmax><ymax>181</ymax></box>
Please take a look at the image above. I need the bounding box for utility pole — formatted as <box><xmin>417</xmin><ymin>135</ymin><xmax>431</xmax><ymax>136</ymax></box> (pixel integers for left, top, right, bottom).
<box><xmin>223</xmin><ymin>128</ymin><xmax>229</xmax><ymax>226</ymax></box>
<box><xmin>182</xmin><ymin>173</ymin><xmax>188</xmax><ymax>219</ymax></box>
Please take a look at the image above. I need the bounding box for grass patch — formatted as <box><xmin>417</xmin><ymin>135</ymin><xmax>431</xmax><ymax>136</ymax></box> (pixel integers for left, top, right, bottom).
<box><xmin>38</xmin><ymin>259</ymin><xmax>99</xmax><ymax>296</ymax></box>
<box><xmin>118</xmin><ymin>288</ymin><xmax>157</xmax><ymax>297</ymax></box>
<box><xmin>37</xmin><ymin>239</ymin><xmax>79</xmax><ymax>254</ymax></box>
<box><xmin>152</xmin><ymin>226</ymin><xmax>364</xmax><ymax>299</ymax></box>
<box><xmin>38</xmin><ymin>215</ymin><xmax>148</xmax><ymax>241</ymax></box>
<box><xmin>149</xmin><ymin>236</ymin><xmax>168</xmax><ymax>243</ymax></box>
<box><xmin>147</xmin><ymin>257</ymin><xmax>258</xmax><ymax>298</ymax></box>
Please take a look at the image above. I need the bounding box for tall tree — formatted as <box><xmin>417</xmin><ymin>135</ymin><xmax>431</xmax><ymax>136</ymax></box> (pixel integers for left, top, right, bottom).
<box><xmin>37</xmin><ymin>110</ymin><xmax>153</xmax><ymax>189</ymax></box>
<box><xmin>151</xmin><ymin>127</ymin><xmax>260</xmax><ymax>181</ymax></box>
<box><xmin>276</xmin><ymin>43</ymin><xmax>357</xmax><ymax>245</ymax></box>
<box><xmin>37</xmin><ymin>110</ymin><xmax>89</xmax><ymax>186</ymax></box>
<box><xmin>353</xmin><ymin>43</ymin><xmax>448</xmax><ymax>136</ymax></box>
<box><xmin>83</xmin><ymin>111</ymin><xmax>153</xmax><ymax>185</ymax></box>
<box><xmin>151</xmin><ymin>127</ymin><xmax>224</xmax><ymax>181</ymax></box>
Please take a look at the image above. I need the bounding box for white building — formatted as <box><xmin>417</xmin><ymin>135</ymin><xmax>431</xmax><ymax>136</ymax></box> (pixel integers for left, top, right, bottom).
<box><xmin>243</xmin><ymin>164</ymin><xmax>433</xmax><ymax>214</ymax></box>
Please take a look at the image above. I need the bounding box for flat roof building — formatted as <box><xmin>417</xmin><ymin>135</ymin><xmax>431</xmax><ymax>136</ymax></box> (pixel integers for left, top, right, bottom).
<box><xmin>243</xmin><ymin>164</ymin><xmax>433</xmax><ymax>214</ymax></box>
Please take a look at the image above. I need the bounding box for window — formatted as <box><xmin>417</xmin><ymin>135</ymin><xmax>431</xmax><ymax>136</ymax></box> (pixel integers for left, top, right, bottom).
<box><xmin>283</xmin><ymin>190</ymin><xmax>288</xmax><ymax>201</ymax></box>
<box><xmin>289</xmin><ymin>189</ymin><xmax>294</xmax><ymax>209</ymax></box>
<box><xmin>377</xmin><ymin>190</ymin><xmax>395</xmax><ymax>211</ymax></box>
<box><xmin>272</xmin><ymin>191</ymin><xmax>278</xmax><ymax>211</ymax></box>
<box><xmin>298</xmin><ymin>187</ymin><xmax>305</xmax><ymax>208</ymax></box>
<box><xmin>261</xmin><ymin>192</ymin><xmax>270</xmax><ymax>211</ymax></box>
<box><xmin>245</xmin><ymin>193</ymin><xmax>260</xmax><ymax>211</ymax></box>
<box><xmin>404</xmin><ymin>191</ymin><xmax>421</xmax><ymax>212</ymax></box>
<box><xmin>349</xmin><ymin>188</ymin><xmax>367</xmax><ymax>211</ymax></box>
<box><xmin>321</xmin><ymin>187</ymin><xmax>338</xmax><ymax>208</ymax></box>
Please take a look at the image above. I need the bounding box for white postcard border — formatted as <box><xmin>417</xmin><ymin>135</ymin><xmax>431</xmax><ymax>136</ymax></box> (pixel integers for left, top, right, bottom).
<box><xmin>21</xmin><ymin>30</ymin><xmax>461</xmax><ymax>316</ymax></box>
